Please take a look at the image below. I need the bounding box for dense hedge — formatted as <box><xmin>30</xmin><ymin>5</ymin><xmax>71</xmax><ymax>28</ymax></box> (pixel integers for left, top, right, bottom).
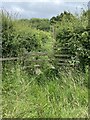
<box><xmin>1</xmin><ymin>11</ymin><xmax>54</xmax><ymax>58</ymax></box>
<box><xmin>50</xmin><ymin>11</ymin><xmax>90</xmax><ymax>71</ymax></box>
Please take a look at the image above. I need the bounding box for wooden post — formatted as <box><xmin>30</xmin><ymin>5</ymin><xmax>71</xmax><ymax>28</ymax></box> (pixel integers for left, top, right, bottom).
<box><xmin>88</xmin><ymin>1</ymin><xmax>90</xmax><ymax>118</ymax></box>
<box><xmin>88</xmin><ymin>61</ymin><xmax>90</xmax><ymax>118</ymax></box>
<box><xmin>50</xmin><ymin>25</ymin><xmax>56</xmax><ymax>40</ymax></box>
<box><xmin>53</xmin><ymin>25</ymin><xmax>56</xmax><ymax>40</ymax></box>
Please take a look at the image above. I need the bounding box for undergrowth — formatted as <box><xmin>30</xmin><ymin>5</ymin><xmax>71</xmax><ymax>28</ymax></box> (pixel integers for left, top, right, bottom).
<box><xmin>2</xmin><ymin>63</ymin><xmax>88</xmax><ymax>118</ymax></box>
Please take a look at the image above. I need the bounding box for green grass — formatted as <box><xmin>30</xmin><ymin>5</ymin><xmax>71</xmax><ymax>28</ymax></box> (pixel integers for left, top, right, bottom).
<box><xmin>2</xmin><ymin>63</ymin><xmax>88</xmax><ymax>118</ymax></box>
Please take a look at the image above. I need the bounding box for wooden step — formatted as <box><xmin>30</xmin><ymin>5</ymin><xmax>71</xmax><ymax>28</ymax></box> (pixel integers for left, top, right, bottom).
<box><xmin>56</xmin><ymin>63</ymin><xmax>74</xmax><ymax>67</ymax></box>
<box><xmin>54</xmin><ymin>54</ymin><xmax>71</xmax><ymax>58</ymax></box>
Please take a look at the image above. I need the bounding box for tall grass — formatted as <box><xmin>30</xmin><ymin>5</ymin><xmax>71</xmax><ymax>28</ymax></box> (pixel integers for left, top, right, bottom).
<box><xmin>2</xmin><ymin>62</ymin><xmax>88</xmax><ymax>118</ymax></box>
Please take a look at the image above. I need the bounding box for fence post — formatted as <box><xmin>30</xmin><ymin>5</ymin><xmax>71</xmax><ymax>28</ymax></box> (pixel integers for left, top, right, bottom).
<box><xmin>88</xmin><ymin>1</ymin><xmax>90</xmax><ymax>118</ymax></box>
<box><xmin>88</xmin><ymin>62</ymin><xmax>90</xmax><ymax>118</ymax></box>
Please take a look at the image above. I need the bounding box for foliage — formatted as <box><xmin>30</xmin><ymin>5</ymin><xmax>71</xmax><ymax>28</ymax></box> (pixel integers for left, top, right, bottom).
<box><xmin>1</xmin><ymin>10</ymin><xmax>16</xmax><ymax>57</ymax></box>
<box><xmin>19</xmin><ymin>18</ymin><xmax>50</xmax><ymax>31</ymax></box>
<box><xmin>1</xmin><ymin>11</ymin><xmax>53</xmax><ymax>58</ymax></box>
<box><xmin>1</xmin><ymin>9</ymin><xmax>89</xmax><ymax>118</ymax></box>
<box><xmin>2</xmin><ymin>63</ymin><xmax>88</xmax><ymax>118</ymax></box>
<box><xmin>50</xmin><ymin>11</ymin><xmax>76</xmax><ymax>24</ymax></box>
<box><xmin>51</xmin><ymin>11</ymin><xmax>90</xmax><ymax>71</ymax></box>
<box><xmin>2</xmin><ymin>10</ymin><xmax>90</xmax><ymax>70</ymax></box>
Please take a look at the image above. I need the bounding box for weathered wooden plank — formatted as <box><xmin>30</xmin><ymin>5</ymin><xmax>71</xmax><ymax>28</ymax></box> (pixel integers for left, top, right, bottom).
<box><xmin>56</xmin><ymin>63</ymin><xmax>74</xmax><ymax>66</ymax></box>
<box><xmin>0</xmin><ymin>57</ymin><xmax>19</xmax><ymax>61</ymax></box>
<box><xmin>25</xmin><ymin>52</ymin><xmax>48</xmax><ymax>56</ymax></box>
<box><xmin>0</xmin><ymin>57</ymin><xmax>71</xmax><ymax>62</ymax></box>
<box><xmin>54</xmin><ymin>48</ymin><xmax>70</xmax><ymax>50</ymax></box>
<box><xmin>54</xmin><ymin>54</ymin><xmax>71</xmax><ymax>57</ymax></box>
<box><xmin>24</xmin><ymin>59</ymin><xmax>70</xmax><ymax>63</ymax></box>
<box><xmin>22</xmin><ymin>64</ymin><xmax>41</xmax><ymax>69</ymax></box>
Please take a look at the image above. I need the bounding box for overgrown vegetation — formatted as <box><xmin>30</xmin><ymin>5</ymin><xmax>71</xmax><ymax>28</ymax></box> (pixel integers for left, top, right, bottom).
<box><xmin>1</xmin><ymin>9</ymin><xmax>89</xmax><ymax>118</ymax></box>
<box><xmin>2</xmin><ymin>63</ymin><xmax>88</xmax><ymax>118</ymax></box>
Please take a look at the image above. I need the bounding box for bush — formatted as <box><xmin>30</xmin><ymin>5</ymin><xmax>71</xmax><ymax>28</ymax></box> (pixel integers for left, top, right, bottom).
<box><xmin>52</xmin><ymin>11</ymin><xmax>90</xmax><ymax>72</ymax></box>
